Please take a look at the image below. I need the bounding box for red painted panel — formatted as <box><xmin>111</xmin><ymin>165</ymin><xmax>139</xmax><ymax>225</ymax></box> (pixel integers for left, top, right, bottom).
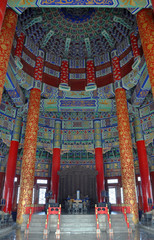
<box><xmin>95</xmin><ymin>62</ymin><xmax>111</xmax><ymax>71</ymax></box>
<box><xmin>69</xmin><ymin>68</ymin><xmax>86</xmax><ymax>73</ymax></box>
<box><xmin>69</xmin><ymin>79</ymin><xmax>86</xmax><ymax>91</ymax></box>
<box><xmin>21</xmin><ymin>59</ymin><xmax>35</xmax><ymax>77</ymax></box>
<box><xmin>3</xmin><ymin>141</ymin><xmax>19</xmax><ymax>213</ymax></box>
<box><xmin>44</xmin><ymin>61</ymin><xmax>60</xmax><ymax>72</ymax></box>
<box><xmin>96</xmin><ymin>73</ymin><xmax>113</xmax><ymax>87</ymax></box>
<box><xmin>22</xmin><ymin>46</ymin><xmax>36</xmax><ymax>61</ymax></box>
<box><xmin>137</xmin><ymin>140</ymin><xmax>153</xmax><ymax>212</ymax></box>
<box><xmin>43</xmin><ymin>73</ymin><xmax>60</xmax><ymax>87</ymax></box>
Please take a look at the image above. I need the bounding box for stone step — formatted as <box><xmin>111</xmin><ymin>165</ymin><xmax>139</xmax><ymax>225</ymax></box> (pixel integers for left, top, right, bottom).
<box><xmin>60</xmin><ymin>219</ymin><xmax>96</xmax><ymax>225</ymax></box>
<box><xmin>29</xmin><ymin>229</ymin><xmax>44</xmax><ymax>234</ymax></box>
<box><xmin>30</xmin><ymin>222</ymin><xmax>45</xmax><ymax>227</ymax></box>
<box><xmin>31</xmin><ymin>215</ymin><xmax>46</xmax><ymax>220</ymax></box>
<box><xmin>61</xmin><ymin>215</ymin><xmax>95</xmax><ymax>219</ymax></box>
<box><xmin>60</xmin><ymin>223</ymin><xmax>96</xmax><ymax>227</ymax></box>
<box><xmin>26</xmin><ymin>234</ymin><xmax>43</xmax><ymax>239</ymax></box>
<box><xmin>60</xmin><ymin>226</ymin><xmax>96</xmax><ymax>233</ymax></box>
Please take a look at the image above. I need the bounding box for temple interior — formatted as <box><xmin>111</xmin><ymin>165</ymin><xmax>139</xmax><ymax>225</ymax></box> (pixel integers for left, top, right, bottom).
<box><xmin>0</xmin><ymin>0</ymin><xmax>154</xmax><ymax>239</ymax></box>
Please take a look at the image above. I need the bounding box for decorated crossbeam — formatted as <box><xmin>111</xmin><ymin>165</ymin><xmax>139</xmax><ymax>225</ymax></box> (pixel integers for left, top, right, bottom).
<box><xmin>40</xmin><ymin>98</ymin><xmax>115</xmax><ymax>112</ymax></box>
<box><xmin>7</xmin><ymin>0</ymin><xmax>152</xmax><ymax>8</ymax></box>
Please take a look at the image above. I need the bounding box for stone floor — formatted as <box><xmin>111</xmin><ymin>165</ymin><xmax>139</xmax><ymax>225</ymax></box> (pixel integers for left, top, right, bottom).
<box><xmin>0</xmin><ymin>227</ymin><xmax>154</xmax><ymax>240</ymax></box>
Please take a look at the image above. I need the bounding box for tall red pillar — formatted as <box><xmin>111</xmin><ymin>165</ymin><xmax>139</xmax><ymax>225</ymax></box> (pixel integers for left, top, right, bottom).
<box><xmin>111</xmin><ymin>50</ymin><xmax>138</xmax><ymax>224</ymax></box>
<box><xmin>0</xmin><ymin>0</ymin><xmax>7</xmax><ymax>30</ymax></box>
<box><xmin>0</xmin><ymin>8</ymin><xmax>17</xmax><ymax>103</ymax></box>
<box><xmin>94</xmin><ymin>120</ymin><xmax>105</xmax><ymax>202</ymax></box>
<box><xmin>3</xmin><ymin>116</ymin><xmax>22</xmax><ymax>213</ymax></box>
<box><xmin>17</xmin><ymin>50</ymin><xmax>44</xmax><ymax>224</ymax></box>
<box><xmin>137</xmin><ymin>9</ymin><xmax>154</xmax><ymax>97</ymax></box>
<box><xmin>51</xmin><ymin>120</ymin><xmax>61</xmax><ymax>203</ymax></box>
<box><xmin>134</xmin><ymin>112</ymin><xmax>153</xmax><ymax>212</ymax></box>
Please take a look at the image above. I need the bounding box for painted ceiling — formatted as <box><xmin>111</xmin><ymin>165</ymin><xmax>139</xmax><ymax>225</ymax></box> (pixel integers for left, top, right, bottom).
<box><xmin>18</xmin><ymin>8</ymin><xmax>136</xmax><ymax>58</ymax></box>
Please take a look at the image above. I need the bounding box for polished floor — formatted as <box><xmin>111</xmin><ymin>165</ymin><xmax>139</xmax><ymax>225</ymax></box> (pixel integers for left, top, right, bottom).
<box><xmin>0</xmin><ymin>227</ymin><xmax>154</xmax><ymax>240</ymax></box>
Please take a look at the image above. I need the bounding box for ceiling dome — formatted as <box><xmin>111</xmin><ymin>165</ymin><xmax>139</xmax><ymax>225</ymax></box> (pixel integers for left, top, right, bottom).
<box><xmin>18</xmin><ymin>8</ymin><xmax>136</xmax><ymax>59</ymax></box>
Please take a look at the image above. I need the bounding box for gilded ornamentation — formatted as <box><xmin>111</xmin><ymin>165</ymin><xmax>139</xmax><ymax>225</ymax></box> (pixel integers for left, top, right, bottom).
<box><xmin>0</xmin><ymin>9</ymin><xmax>17</xmax><ymax>103</ymax></box>
<box><xmin>16</xmin><ymin>88</ymin><xmax>41</xmax><ymax>224</ymax></box>
<box><xmin>137</xmin><ymin>9</ymin><xmax>154</xmax><ymax>98</ymax></box>
<box><xmin>115</xmin><ymin>88</ymin><xmax>139</xmax><ymax>224</ymax></box>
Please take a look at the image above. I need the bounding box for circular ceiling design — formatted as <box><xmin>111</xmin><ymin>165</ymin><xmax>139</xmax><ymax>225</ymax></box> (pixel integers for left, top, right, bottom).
<box><xmin>60</xmin><ymin>8</ymin><xmax>96</xmax><ymax>23</ymax></box>
<box><xmin>19</xmin><ymin>8</ymin><xmax>136</xmax><ymax>59</ymax></box>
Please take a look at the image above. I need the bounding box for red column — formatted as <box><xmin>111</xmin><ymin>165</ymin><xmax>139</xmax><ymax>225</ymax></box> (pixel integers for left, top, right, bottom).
<box><xmin>94</xmin><ymin>120</ymin><xmax>105</xmax><ymax>202</ymax></box>
<box><xmin>51</xmin><ymin>148</ymin><xmax>61</xmax><ymax>203</ymax></box>
<box><xmin>17</xmin><ymin>50</ymin><xmax>44</xmax><ymax>224</ymax></box>
<box><xmin>3</xmin><ymin>141</ymin><xmax>19</xmax><ymax>213</ymax></box>
<box><xmin>2</xmin><ymin>116</ymin><xmax>21</xmax><ymax>213</ymax></box>
<box><xmin>17</xmin><ymin>88</ymin><xmax>41</xmax><ymax>224</ymax></box>
<box><xmin>134</xmin><ymin>113</ymin><xmax>153</xmax><ymax>212</ymax></box>
<box><xmin>51</xmin><ymin>120</ymin><xmax>61</xmax><ymax>203</ymax></box>
<box><xmin>95</xmin><ymin>148</ymin><xmax>105</xmax><ymax>202</ymax></box>
<box><xmin>137</xmin><ymin>9</ymin><xmax>154</xmax><ymax>97</ymax></box>
<box><xmin>111</xmin><ymin>50</ymin><xmax>138</xmax><ymax>224</ymax></box>
<box><xmin>0</xmin><ymin>0</ymin><xmax>7</xmax><ymax>30</ymax></box>
<box><xmin>136</xmin><ymin>141</ymin><xmax>153</xmax><ymax>212</ymax></box>
<box><xmin>0</xmin><ymin>8</ymin><xmax>17</xmax><ymax>103</ymax></box>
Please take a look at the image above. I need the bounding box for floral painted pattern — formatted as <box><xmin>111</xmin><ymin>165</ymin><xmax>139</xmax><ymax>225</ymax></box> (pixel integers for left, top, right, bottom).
<box><xmin>116</xmin><ymin>88</ymin><xmax>139</xmax><ymax>224</ymax></box>
<box><xmin>0</xmin><ymin>9</ymin><xmax>17</xmax><ymax>103</ymax></box>
<box><xmin>16</xmin><ymin>88</ymin><xmax>41</xmax><ymax>224</ymax></box>
<box><xmin>137</xmin><ymin>9</ymin><xmax>154</xmax><ymax>98</ymax></box>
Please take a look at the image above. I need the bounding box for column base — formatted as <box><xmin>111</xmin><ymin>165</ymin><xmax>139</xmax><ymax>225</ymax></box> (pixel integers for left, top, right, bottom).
<box><xmin>59</xmin><ymin>83</ymin><xmax>70</xmax><ymax>91</ymax></box>
<box><xmin>85</xmin><ymin>83</ymin><xmax>97</xmax><ymax>91</ymax></box>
